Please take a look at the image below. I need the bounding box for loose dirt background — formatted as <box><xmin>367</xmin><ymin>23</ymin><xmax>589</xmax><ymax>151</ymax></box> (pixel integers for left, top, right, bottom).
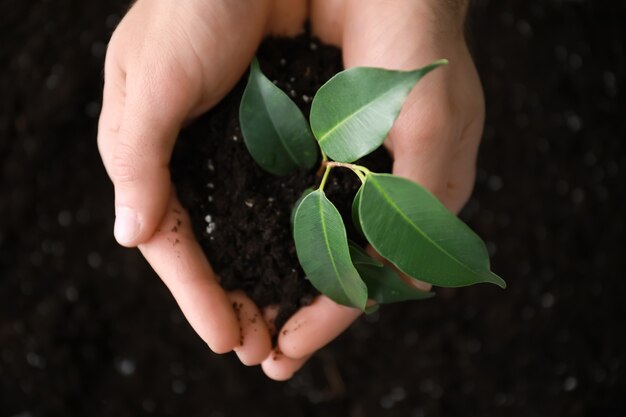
<box><xmin>1</xmin><ymin>1</ymin><xmax>624</xmax><ymax>416</ymax></box>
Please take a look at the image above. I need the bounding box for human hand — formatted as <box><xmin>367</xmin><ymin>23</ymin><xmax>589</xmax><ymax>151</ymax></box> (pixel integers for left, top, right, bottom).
<box><xmin>97</xmin><ymin>0</ymin><xmax>308</xmax><ymax>364</ymax></box>
<box><xmin>262</xmin><ymin>0</ymin><xmax>485</xmax><ymax>380</ymax></box>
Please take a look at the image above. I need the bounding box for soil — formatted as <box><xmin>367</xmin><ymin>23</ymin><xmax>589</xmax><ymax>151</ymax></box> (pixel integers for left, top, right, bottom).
<box><xmin>1</xmin><ymin>1</ymin><xmax>625</xmax><ymax>417</ymax></box>
<box><xmin>171</xmin><ymin>37</ymin><xmax>391</xmax><ymax>328</ymax></box>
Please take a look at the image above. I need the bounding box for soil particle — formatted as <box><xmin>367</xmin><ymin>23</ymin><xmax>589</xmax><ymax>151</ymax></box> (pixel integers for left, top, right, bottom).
<box><xmin>232</xmin><ymin>301</ymin><xmax>244</xmax><ymax>346</ymax></box>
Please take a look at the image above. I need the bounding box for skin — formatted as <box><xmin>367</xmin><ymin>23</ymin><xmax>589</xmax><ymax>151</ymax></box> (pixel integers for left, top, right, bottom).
<box><xmin>98</xmin><ymin>0</ymin><xmax>483</xmax><ymax>380</ymax></box>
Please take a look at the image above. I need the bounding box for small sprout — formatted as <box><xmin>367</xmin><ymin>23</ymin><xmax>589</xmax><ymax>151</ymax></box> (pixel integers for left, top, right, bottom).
<box><xmin>238</xmin><ymin>58</ymin><xmax>505</xmax><ymax>310</ymax></box>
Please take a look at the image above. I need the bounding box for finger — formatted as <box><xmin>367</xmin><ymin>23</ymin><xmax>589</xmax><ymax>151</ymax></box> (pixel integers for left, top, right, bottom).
<box><xmin>342</xmin><ymin>0</ymin><xmax>447</xmax><ymax>69</ymax></box>
<box><xmin>261</xmin><ymin>350</ymin><xmax>312</xmax><ymax>381</ymax></box>
<box><xmin>388</xmin><ymin>92</ymin><xmax>458</xmax><ymax>196</ymax></box>
<box><xmin>388</xmin><ymin>70</ymin><xmax>483</xmax><ymax>214</ymax></box>
<box><xmin>277</xmin><ymin>296</ymin><xmax>361</xmax><ymax>359</ymax></box>
<box><xmin>388</xmin><ymin>73</ymin><xmax>481</xmax><ymax>214</ymax></box>
<box><xmin>261</xmin><ymin>303</ymin><xmax>312</xmax><ymax>381</ymax></box>
<box><xmin>266</xmin><ymin>0</ymin><xmax>308</xmax><ymax>36</ymax></box>
<box><xmin>138</xmin><ymin>193</ymin><xmax>240</xmax><ymax>354</ymax></box>
<box><xmin>262</xmin><ymin>305</ymin><xmax>280</xmax><ymax>337</ymax></box>
<box><xmin>97</xmin><ymin>55</ymin><xmax>126</xmax><ymax>162</ymax></box>
<box><xmin>229</xmin><ymin>291</ymin><xmax>272</xmax><ymax>366</ymax></box>
<box><xmin>98</xmin><ymin>54</ymin><xmax>193</xmax><ymax>247</ymax></box>
<box><xmin>310</xmin><ymin>0</ymin><xmax>346</xmax><ymax>47</ymax></box>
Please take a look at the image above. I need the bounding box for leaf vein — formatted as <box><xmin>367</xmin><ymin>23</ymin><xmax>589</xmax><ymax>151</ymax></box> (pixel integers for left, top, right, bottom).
<box><xmin>317</xmin><ymin>87</ymin><xmax>406</xmax><ymax>144</ymax></box>
<box><xmin>258</xmin><ymin>79</ymin><xmax>301</xmax><ymax>166</ymax></box>
<box><xmin>368</xmin><ymin>176</ymin><xmax>482</xmax><ymax>278</ymax></box>
<box><xmin>319</xmin><ymin>196</ymin><xmax>342</xmax><ymax>284</ymax></box>
<box><xmin>319</xmin><ymin>195</ymin><xmax>357</xmax><ymax>304</ymax></box>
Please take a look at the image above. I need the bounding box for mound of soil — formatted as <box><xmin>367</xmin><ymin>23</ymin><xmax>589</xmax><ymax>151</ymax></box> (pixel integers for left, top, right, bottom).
<box><xmin>171</xmin><ymin>35</ymin><xmax>391</xmax><ymax>328</ymax></box>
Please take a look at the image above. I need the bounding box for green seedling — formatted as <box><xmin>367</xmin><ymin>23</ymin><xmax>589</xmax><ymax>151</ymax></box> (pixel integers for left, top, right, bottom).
<box><xmin>239</xmin><ymin>58</ymin><xmax>505</xmax><ymax>311</ymax></box>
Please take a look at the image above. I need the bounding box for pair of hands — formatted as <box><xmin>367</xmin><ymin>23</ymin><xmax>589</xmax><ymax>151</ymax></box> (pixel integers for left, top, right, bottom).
<box><xmin>97</xmin><ymin>0</ymin><xmax>484</xmax><ymax>380</ymax></box>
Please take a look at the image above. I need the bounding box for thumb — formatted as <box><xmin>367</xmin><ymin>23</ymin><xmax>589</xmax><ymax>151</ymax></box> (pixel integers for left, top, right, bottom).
<box><xmin>387</xmin><ymin>84</ymin><xmax>459</xmax><ymax>207</ymax></box>
<box><xmin>388</xmin><ymin>75</ymin><xmax>481</xmax><ymax>214</ymax></box>
<box><xmin>98</xmin><ymin>64</ymin><xmax>189</xmax><ymax>247</ymax></box>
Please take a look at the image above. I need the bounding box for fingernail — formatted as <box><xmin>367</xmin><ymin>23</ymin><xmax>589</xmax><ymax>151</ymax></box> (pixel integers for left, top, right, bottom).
<box><xmin>114</xmin><ymin>206</ymin><xmax>140</xmax><ymax>245</ymax></box>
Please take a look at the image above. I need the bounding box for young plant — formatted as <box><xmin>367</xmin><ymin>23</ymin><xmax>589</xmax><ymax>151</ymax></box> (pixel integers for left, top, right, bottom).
<box><xmin>239</xmin><ymin>58</ymin><xmax>505</xmax><ymax>311</ymax></box>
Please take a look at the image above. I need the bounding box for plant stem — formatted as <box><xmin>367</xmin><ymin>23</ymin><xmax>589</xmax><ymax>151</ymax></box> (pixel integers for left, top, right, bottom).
<box><xmin>318</xmin><ymin>161</ymin><xmax>370</xmax><ymax>190</ymax></box>
<box><xmin>353</xmin><ymin>169</ymin><xmax>366</xmax><ymax>183</ymax></box>
<box><xmin>327</xmin><ymin>162</ymin><xmax>369</xmax><ymax>182</ymax></box>
<box><xmin>316</xmin><ymin>157</ymin><xmax>327</xmax><ymax>177</ymax></box>
<box><xmin>321</xmin><ymin>150</ymin><xmax>328</xmax><ymax>165</ymax></box>
<box><xmin>315</xmin><ymin>150</ymin><xmax>329</xmax><ymax>177</ymax></box>
<box><xmin>318</xmin><ymin>164</ymin><xmax>332</xmax><ymax>191</ymax></box>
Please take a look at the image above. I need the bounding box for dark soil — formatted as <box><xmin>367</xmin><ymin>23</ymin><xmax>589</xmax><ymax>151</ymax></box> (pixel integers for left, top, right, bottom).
<box><xmin>172</xmin><ymin>37</ymin><xmax>390</xmax><ymax>328</ymax></box>
<box><xmin>1</xmin><ymin>1</ymin><xmax>625</xmax><ymax>417</ymax></box>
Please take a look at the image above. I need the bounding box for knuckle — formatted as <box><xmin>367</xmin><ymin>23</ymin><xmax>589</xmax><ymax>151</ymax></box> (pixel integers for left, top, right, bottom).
<box><xmin>110</xmin><ymin>143</ymin><xmax>141</xmax><ymax>184</ymax></box>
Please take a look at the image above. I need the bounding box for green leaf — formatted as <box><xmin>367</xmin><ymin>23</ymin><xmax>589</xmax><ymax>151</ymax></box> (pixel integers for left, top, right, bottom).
<box><xmin>348</xmin><ymin>241</ymin><xmax>382</xmax><ymax>267</ymax></box>
<box><xmin>310</xmin><ymin>60</ymin><xmax>447</xmax><ymax>163</ymax></box>
<box><xmin>351</xmin><ymin>186</ymin><xmax>365</xmax><ymax>237</ymax></box>
<box><xmin>239</xmin><ymin>58</ymin><xmax>318</xmax><ymax>175</ymax></box>
<box><xmin>290</xmin><ymin>187</ymin><xmax>314</xmax><ymax>226</ymax></box>
<box><xmin>358</xmin><ymin>264</ymin><xmax>434</xmax><ymax>304</ymax></box>
<box><xmin>349</xmin><ymin>242</ymin><xmax>433</xmax><ymax>303</ymax></box>
<box><xmin>293</xmin><ymin>190</ymin><xmax>368</xmax><ymax>309</ymax></box>
<box><xmin>359</xmin><ymin>173</ymin><xmax>506</xmax><ymax>288</ymax></box>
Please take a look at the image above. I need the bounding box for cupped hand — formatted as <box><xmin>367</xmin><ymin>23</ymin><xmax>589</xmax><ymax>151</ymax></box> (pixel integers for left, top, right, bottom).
<box><xmin>97</xmin><ymin>0</ymin><xmax>307</xmax><ymax>361</ymax></box>
<box><xmin>262</xmin><ymin>0</ymin><xmax>485</xmax><ymax>380</ymax></box>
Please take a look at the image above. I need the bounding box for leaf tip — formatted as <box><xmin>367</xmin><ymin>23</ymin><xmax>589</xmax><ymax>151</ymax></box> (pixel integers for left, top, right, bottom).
<box><xmin>352</xmin><ymin>287</ymin><xmax>369</xmax><ymax>311</ymax></box>
<box><xmin>416</xmin><ymin>59</ymin><xmax>449</xmax><ymax>77</ymax></box>
<box><xmin>486</xmin><ymin>271</ymin><xmax>507</xmax><ymax>289</ymax></box>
